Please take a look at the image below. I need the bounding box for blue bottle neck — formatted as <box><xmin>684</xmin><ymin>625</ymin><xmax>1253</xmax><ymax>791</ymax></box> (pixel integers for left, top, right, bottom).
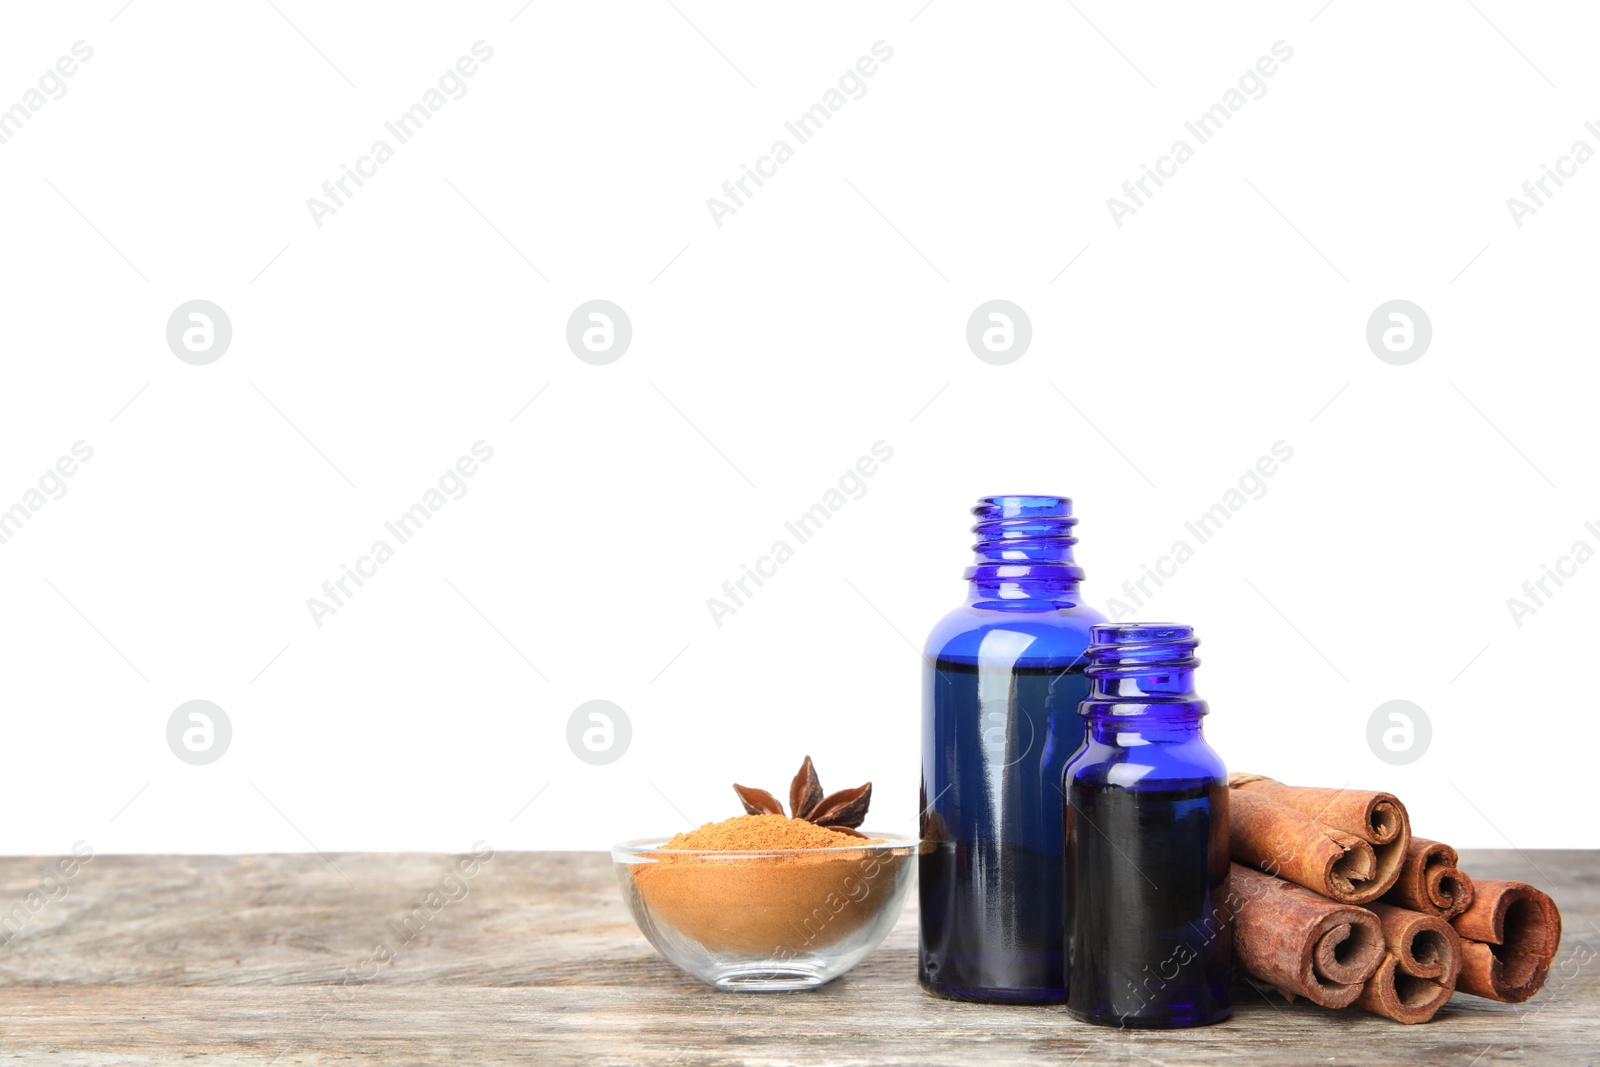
<box><xmin>1080</xmin><ymin>624</ymin><xmax>1208</xmax><ymax>741</ymax></box>
<box><xmin>965</xmin><ymin>569</ymin><xmax>1084</xmax><ymax>607</ymax></box>
<box><xmin>963</xmin><ymin>495</ymin><xmax>1086</xmax><ymax>610</ymax></box>
<box><xmin>1084</xmin><ymin>704</ymin><xmax>1207</xmax><ymax>743</ymax></box>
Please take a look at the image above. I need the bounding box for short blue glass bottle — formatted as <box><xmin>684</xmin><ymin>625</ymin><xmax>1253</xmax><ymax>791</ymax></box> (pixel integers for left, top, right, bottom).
<box><xmin>1063</xmin><ymin>623</ymin><xmax>1232</xmax><ymax>1028</ymax></box>
<box><xmin>919</xmin><ymin>495</ymin><xmax>1107</xmax><ymax>1003</ymax></box>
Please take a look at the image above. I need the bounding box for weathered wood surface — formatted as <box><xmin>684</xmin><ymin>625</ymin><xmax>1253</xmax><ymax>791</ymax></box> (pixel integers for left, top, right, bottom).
<box><xmin>0</xmin><ymin>850</ymin><xmax>1594</xmax><ymax>1065</ymax></box>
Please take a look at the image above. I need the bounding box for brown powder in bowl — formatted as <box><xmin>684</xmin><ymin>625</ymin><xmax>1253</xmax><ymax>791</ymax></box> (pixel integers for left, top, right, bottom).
<box><xmin>632</xmin><ymin>816</ymin><xmax>902</xmax><ymax>956</ymax></box>
<box><xmin>663</xmin><ymin>814</ymin><xmax>883</xmax><ymax>850</ymax></box>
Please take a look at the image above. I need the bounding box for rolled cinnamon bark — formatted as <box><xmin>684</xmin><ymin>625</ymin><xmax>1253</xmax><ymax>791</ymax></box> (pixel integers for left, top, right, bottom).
<box><xmin>1451</xmin><ymin>880</ymin><xmax>1562</xmax><ymax>1003</ymax></box>
<box><xmin>1230</xmin><ymin>863</ymin><xmax>1386</xmax><ymax>1008</ymax></box>
<box><xmin>1457</xmin><ymin>940</ymin><xmax>1551</xmax><ymax>1004</ymax></box>
<box><xmin>1367</xmin><ymin>902</ymin><xmax>1463</xmax><ymax>983</ymax></box>
<box><xmin>1355</xmin><ymin>953</ymin><xmax>1454</xmax><ymax>1024</ymax></box>
<box><xmin>1382</xmin><ymin>837</ymin><xmax>1474</xmax><ymax>919</ymax></box>
<box><xmin>1229</xmin><ymin>788</ymin><xmax>1389</xmax><ymax>904</ymax></box>
<box><xmin>1230</xmin><ymin>774</ymin><xmax>1410</xmax><ymax>901</ymax></box>
<box><xmin>1352</xmin><ymin>902</ymin><xmax>1462</xmax><ymax>1024</ymax></box>
<box><xmin>1452</xmin><ymin>880</ymin><xmax>1562</xmax><ymax>958</ymax></box>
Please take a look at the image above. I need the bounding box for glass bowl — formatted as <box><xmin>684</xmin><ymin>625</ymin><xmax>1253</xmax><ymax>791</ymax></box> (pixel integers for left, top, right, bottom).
<box><xmin>613</xmin><ymin>832</ymin><xmax>916</xmax><ymax>991</ymax></box>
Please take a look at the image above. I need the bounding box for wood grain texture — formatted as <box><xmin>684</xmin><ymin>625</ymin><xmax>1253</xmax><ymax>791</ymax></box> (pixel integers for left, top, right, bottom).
<box><xmin>0</xmin><ymin>850</ymin><xmax>1594</xmax><ymax>1065</ymax></box>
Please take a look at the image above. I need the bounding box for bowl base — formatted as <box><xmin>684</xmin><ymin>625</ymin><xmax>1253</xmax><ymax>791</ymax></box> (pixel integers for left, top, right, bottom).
<box><xmin>711</xmin><ymin>964</ymin><xmax>831</xmax><ymax>992</ymax></box>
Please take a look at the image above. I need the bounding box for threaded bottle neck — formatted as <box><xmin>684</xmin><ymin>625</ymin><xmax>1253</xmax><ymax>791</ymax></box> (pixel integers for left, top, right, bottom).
<box><xmin>963</xmin><ymin>495</ymin><xmax>1084</xmax><ymax>603</ymax></box>
<box><xmin>1082</xmin><ymin>623</ymin><xmax>1207</xmax><ymax>722</ymax></box>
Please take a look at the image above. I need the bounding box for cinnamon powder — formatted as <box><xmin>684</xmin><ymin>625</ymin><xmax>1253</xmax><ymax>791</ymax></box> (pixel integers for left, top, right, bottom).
<box><xmin>663</xmin><ymin>814</ymin><xmax>882</xmax><ymax>851</ymax></box>
<box><xmin>631</xmin><ymin>816</ymin><xmax>899</xmax><ymax>956</ymax></box>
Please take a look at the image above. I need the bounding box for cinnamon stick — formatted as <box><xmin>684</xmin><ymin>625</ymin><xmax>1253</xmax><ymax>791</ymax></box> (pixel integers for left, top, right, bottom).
<box><xmin>1452</xmin><ymin>880</ymin><xmax>1562</xmax><ymax>958</ymax></box>
<box><xmin>1367</xmin><ymin>903</ymin><xmax>1463</xmax><ymax>983</ymax></box>
<box><xmin>1382</xmin><ymin>837</ymin><xmax>1474</xmax><ymax>919</ymax></box>
<box><xmin>1353</xmin><ymin>903</ymin><xmax>1462</xmax><ymax>1023</ymax></box>
<box><xmin>1458</xmin><ymin>941</ymin><xmax>1550</xmax><ymax>1004</ymax></box>
<box><xmin>1228</xmin><ymin>788</ymin><xmax>1387</xmax><ymax>904</ymax></box>
<box><xmin>1230</xmin><ymin>863</ymin><xmax>1385</xmax><ymax>1008</ymax></box>
<box><xmin>1451</xmin><ymin>880</ymin><xmax>1562</xmax><ymax>1003</ymax></box>
<box><xmin>1230</xmin><ymin>774</ymin><xmax>1410</xmax><ymax>901</ymax></box>
<box><xmin>1354</xmin><ymin>954</ymin><xmax>1449</xmax><ymax>1024</ymax></box>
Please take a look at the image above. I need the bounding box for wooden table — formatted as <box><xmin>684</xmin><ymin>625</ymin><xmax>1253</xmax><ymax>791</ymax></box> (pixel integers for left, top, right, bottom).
<box><xmin>0</xmin><ymin>849</ymin><xmax>1593</xmax><ymax>1064</ymax></box>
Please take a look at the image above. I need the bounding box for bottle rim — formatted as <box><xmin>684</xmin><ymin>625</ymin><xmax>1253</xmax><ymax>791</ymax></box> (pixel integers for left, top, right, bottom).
<box><xmin>1085</xmin><ymin>623</ymin><xmax>1200</xmax><ymax>676</ymax></box>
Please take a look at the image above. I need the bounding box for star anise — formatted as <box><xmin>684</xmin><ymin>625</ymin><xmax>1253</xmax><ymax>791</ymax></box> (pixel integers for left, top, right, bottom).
<box><xmin>733</xmin><ymin>756</ymin><xmax>873</xmax><ymax>838</ymax></box>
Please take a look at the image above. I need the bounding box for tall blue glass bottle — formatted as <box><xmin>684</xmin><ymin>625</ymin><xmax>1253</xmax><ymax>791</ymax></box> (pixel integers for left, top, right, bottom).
<box><xmin>919</xmin><ymin>495</ymin><xmax>1106</xmax><ymax>1003</ymax></box>
<box><xmin>1063</xmin><ymin>623</ymin><xmax>1232</xmax><ymax>1028</ymax></box>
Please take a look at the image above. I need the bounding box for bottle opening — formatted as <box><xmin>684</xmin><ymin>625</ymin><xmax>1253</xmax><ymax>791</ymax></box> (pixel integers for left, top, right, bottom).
<box><xmin>1085</xmin><ymin>623</ymin><xmax>1199</xmax><ymax>676</ymax></box>
<box><xmin>966</xmin><ymin>495</ymin><xmax>1085</xmax><ymax>586</ymax></box>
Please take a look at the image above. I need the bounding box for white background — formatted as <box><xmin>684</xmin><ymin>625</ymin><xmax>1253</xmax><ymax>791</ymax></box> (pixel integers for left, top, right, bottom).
<box><xmin>2</xmin><ymin>1</ymin><xmax>1595</xmax><ymax>856</ymax></box>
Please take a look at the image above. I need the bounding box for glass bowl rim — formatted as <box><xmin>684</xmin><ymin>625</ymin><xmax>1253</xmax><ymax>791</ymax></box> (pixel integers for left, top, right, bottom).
<box><xmin>611</xmin><ymin>830</ymin><xmax>917</xmax><ymax>861</ymax></box>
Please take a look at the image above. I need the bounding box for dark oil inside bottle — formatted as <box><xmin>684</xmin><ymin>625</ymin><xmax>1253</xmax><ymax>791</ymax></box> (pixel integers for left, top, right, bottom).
<box><xmin>919</xmin><ymin>656</ymin><xmax>1091</xmax><ymax>1003</ymax></box>
<box><xmin>1064</xmin><ymin>779</ymin><xmax>1232</xmax><ymax>1028</ymax></box>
